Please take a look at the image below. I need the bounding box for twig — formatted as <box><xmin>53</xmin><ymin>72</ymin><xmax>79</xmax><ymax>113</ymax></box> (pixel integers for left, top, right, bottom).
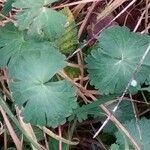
<box><xmin>41</xmin><ymin>127</ymin><xmax>79</xmax><ymax>145</ymax></box>
<box><xmin>0</xmin><ymin>13</ymin><xmax>15</xmax><ymax>24</ymax></box>
<box><xmin>145</xmin><ymin>0</ymin><xmax>149</xmax><ymax>33</ymax></box>
<box><xmin>96</xmin><ymin>0</ymin><xmax>128</xmax><ymax>21</ymax></box>
<box><xmin>78</xmin><ymin>1</ymin><xmax>97</xmax><ymax>38</ymax></box>
<box><xmin>130</xmin><ymin>94</ymin><xmax>143</xmax><ymax>147</ymax></box>
<box><xmin>77</xmin><ymin>52</ymin><xmax>84</xmax><ymax>85</ymax></box>
<box><xmin>52</xmin><ymin>0</ymin><xmax>100</xmax><ymax>9</ymax></box>
<box><xmin>67</xmin><ymin>62</ymin><xmax>83</xmax><ymax>68</ymax></box>
<box><xmin>44</xmin><ymin>132</ymin><xmax>49</xmax><ymax>150</ymax></box>
<box><xmin>58</xmin><ymin>126</ymin><xmax>62</xmax><ymax>150</ymax></box>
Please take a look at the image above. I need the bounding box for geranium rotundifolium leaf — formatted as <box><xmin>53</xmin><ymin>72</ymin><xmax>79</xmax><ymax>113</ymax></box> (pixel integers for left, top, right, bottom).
<box><xmin>13</xmin><ymin>0</ymin><xmax>67</xmax><ymax>41</ymax></box>
<box><xmin>9</xmin><ymin>49</ymin><xmax>77</xmax><ymax>127</ymax></box>
<box><xmin>86</xmin><ymin>26</ymin><xmax>150</xmax><ymax>94</ymax></box>
<box><xmin>0</xmin><ymin>24</ymin><xmax>25</xmax><ymax>67</ymax></box>
<box><xmin>0</xmin><ymin>24</ymin><xmax>57</xmax><ymax>67</ymax></box>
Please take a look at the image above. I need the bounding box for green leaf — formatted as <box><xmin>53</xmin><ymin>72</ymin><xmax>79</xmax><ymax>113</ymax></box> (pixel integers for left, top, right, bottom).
<box><xmin>9</xmin><ymin>49</ymin><xmax>77</xmax><ymax>127</ymax></box>
<box><xmin>115</xmin><ymin>118</ymin><xmax>150</xmax><ymax>150</ymax></box>
<box><xmin>110</xmin><ymin>144</ymin><xmax>120</xmax><ymax>150</ymax></box>
<box><xmin>104</xmin><ymin>100</ymin><xmax>134</xmax><ymax>133</ymax></box>
<box><xmin>57</xmin><ymin>7</ymin><xmax>78</xmax><ymax>54</ymax></box>
<box><xmin>13</xmin><ymin>0</ymin><xmax>67</xmax><ymax>40</ymax></box>
<box><xmin>69</xmin><ymin>95</ymin><xmax>117</xmax><ymax>122</ymax></box>
<box><xmin>0</xmin><ymin>24</ymin><xmax>25</xmax><ymax>67</ymax></box>
<box><xmin>48</xmin><ymin>137</ymin><xmax>68</xmax><ymax>150</ymax></box>
<box><xmin>86</xmin><ymin>26</ymin><xmax>150</xmax><ymax>94</ymax></box>
<box><xmin>64</xmin><ymin>66</ymin><xmax>80</xmax><ymax>79</ymax></box>
<box><xmin>0</xmin><ymin>24</ymin><xmax>52</xmax><ymax>67</ymax></box>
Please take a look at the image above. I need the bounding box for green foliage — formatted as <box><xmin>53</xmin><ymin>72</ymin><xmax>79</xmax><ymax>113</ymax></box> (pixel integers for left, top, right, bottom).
<box><xmin>13</xmin><ymin>0</ymin><xmax>67</xmax><ymax>40</ymax></box>
<box><xmin>110</xmin><ymin>144</ymin><xmax>120</xmax><ymax>150</ymax></box>
<box><xmin>0</xmin><ymin>1</ymin><xmax>150</xmax><ymax>148</ymax></box>
<box><xmin>0</xmin><ymin>24</ymin><xmax>25</xmax><ymax>67</ymax></box>
<box><xmin>9</xmin><ymin>49</ymin><xmax>77</xmax><ymax>127</ymax></box>
<box><xmin>69</xmin><ymin>95</ymin><xmax>117</xmax><ymax>122</ymax></box>
<box><xmin>115</xmin><ymin>118</ymin><xmax>150</xmax><ymax>150</ymax></box>
<box><xmin>57</xmin><ymin>7</ymin><xmax>78</xmax><ymax>54</ymax></box>
<box><xmin>64</xmin><ymin>66</ymin><xmax>80</xmax><ymax>79</ymax></box>
<box><xmin>104</xmin><ymin>101</ymin><xmax>135</xmax><ymax>133</ymax></box>
<box><xmin>86</xmin><ymin>26</ymin><xmax>150</xmax><ymax>94</ymax></box>
<box><xmin>48</xmin><ymin>137</ymin><xmax>68</xmax><ymax>150</ymax></box>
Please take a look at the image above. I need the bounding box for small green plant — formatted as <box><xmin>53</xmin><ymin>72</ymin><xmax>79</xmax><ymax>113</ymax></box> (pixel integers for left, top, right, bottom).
<box><xmin>0</xmin><ymin>0</ymin><xmax>150</xmax><ymax>149</ymax></box>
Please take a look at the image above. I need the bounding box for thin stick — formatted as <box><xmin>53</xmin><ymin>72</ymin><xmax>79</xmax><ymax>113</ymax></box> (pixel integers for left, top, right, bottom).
<box><xmin>67</xmin><ymin>62</ymin><xmax>82</xmax><ymax>68</ymax></box>
<box><xmin>4</xmin><ymin>126</ymin><xmax>7</xmax><ymax>150</ymax></box>
<box><xmin>44</xmin><ymin>132</ymin><xmax>49</xmax><ymax>150</ymax></box>
<box><xmin>53</xmin><ymin>0</ymin><xmax>100</xmax><ymax>9</ymax></box>
<box><xmin>130</xmin><ymin>94</ymin><xmax>143</xmax><ymax>147</ymax></box>
<box><xmin>41</xmin><ymin>127</ymin><xmax>79</xmax><ymax>145</ymax></box>
<box><xmin>0</xmin><ymin>13</ymin><xmax>15</xmax><ymax>24</ymax></box>
<box><xmin>77</xmin><ymin>52</ymin><xmax>84</xmax><ymax>85</ymax></box>
<box><xmin>102</xmin><ymin>0</ymin><xmax>137</xmax><ymax>31</ymax></box>
<box><xmin>78</xmin><ymin>1</ymin><xmax>97</xmax><ymax>38</ymax></box>
<box><xmin>145</xmin><ymin>0</ymin><xmax>149</xmax><ymax>33</ymax></box>
<box><xmin>58</xmin><ymin>126</ymin><xmax>62</xmax><ymax>150</ymax></box>
<box><xmin>97</xmin><ymin>0</ymin><xmax>128</xmax><ymax>21</ymax></box>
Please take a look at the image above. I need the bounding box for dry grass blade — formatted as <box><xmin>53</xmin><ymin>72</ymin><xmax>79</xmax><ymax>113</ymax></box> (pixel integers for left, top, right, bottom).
<box><xmin>58</xmin><ymin>126</ymin><xmax>62</xmax><ymax>150</ymax></box>
<box><xmin>73</xmin><ymin>3</ymin><xmax>86</xmax><ymax>18</ymax></box>
<box><xmin>97</xmin><ymin>0</ymin><xmax>128</xmax><ymax>21</ymax></box>
<box><xmin>78</xmin><ymin>1</ymin><xmax>97</xmax><ymax>38</ymax></box>
<box><xmin>16</xmin><ymin>107</ymin><xmax>39</xmax><ymax>150</ymax></box>
<box><xmin>0</xmin><ymin>106</ymin><xmax>22</xmax><ymax>150</ymax></box>
<box><xmin>41</xmin><ymin>127</ymin><xmax>79</xmax><ymax>145</ymax></box>
<box><xmin>130</xmin><ymin>94</ymin><xmax>142</xmax><ymax>142</ymax></box>
<box><xmin>134</xmin><ymin>2</ymin><xmax>150</xmax><ymax>32</ymax></box>
<box><xmin>0</xmin><ymin>13</ymin><xmax>15</xmax><ymax>24</ymax></box>
<box><xmin>68</xmin><ymin>0</ymin><xmax>137</xmax><ymax>59</ymax></box>
<box><xmin>53</xmin><ymin>0</ymin><xmax>100</xmax><ymax>9</ymax></box>
<box><xmin>145</xmin><ymin>0</ymin><xmax>149</xmax><ymax>33</ymax></box>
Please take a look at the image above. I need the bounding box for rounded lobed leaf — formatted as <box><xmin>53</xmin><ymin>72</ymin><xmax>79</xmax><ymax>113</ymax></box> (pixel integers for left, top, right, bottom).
<box><xmin>13</xmin><ymin>0</ymin><xmax>67</xmax><ymax>41</ymax></box>
<box><xmin>9</xmin><ymin>48</ymin><xmax>77</xmax><ymax>127</ymax></box>
<box><xmin>86</xmin><ymin>26</ymin><xmax>150</xmax><ymax>94</ymax></box>
<box><xmin>0</xmin><ymin>24</ymin><xmax>55</xmax><ymax>67</ymax></box>
<box><xmin>0</xmin><ymin>24</ymin><xmax>25</xmax><ymax>67</ymax></box>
